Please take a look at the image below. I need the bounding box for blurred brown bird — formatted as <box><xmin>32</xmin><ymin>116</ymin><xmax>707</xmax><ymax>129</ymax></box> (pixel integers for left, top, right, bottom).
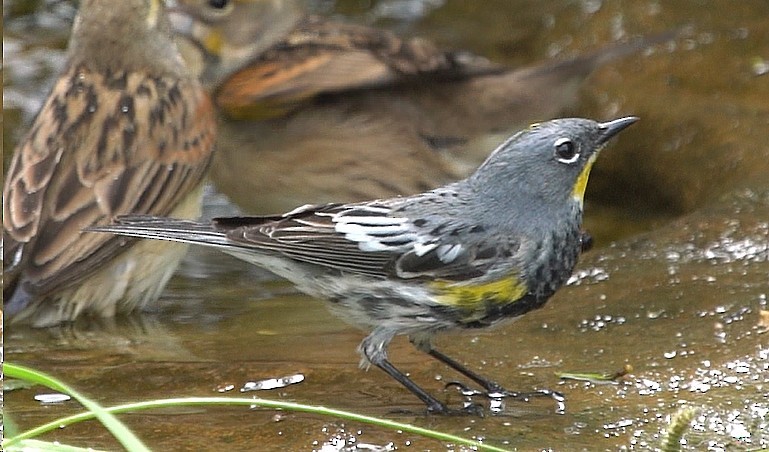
<box><xmin>3</xmin><ymin>0</ymin><xmax>216</xmax><ymax>327</ymax></box>
<box><xmin>173</xmin><ymin>0</ymin><xmax>659</xmax><ymax>214</ymax></box>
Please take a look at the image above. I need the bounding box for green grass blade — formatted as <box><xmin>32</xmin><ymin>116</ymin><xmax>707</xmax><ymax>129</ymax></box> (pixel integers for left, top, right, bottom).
<box><xmin>3</xmin><ymin>362</ymin><xmax>150</xmax><ymax>452</ymax></box>
<box><xmin>4</xmin><ymin>395</ymin><xmax>512</xmax><ymax>452</ymax></box>
<box><xmin>4</xmin><ymin>439</ymin><xmax>109</xmax><ymax>452</ymax></box>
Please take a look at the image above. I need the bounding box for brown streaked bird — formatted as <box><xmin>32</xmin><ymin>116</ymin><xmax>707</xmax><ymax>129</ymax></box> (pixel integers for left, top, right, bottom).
<box><xmin>172</xmin><ymin>0</ymin><xmax>502</xmax><ymax>110</ymax></box>
<box><xmin>173</xmin><ymin>0</ymin><xmax>663</xmax><ymax>214</ymax></box>
<box><xmin>3</xmin><ymin>0</ymin><xmax>216</xmax><ymax>327</ymax></box>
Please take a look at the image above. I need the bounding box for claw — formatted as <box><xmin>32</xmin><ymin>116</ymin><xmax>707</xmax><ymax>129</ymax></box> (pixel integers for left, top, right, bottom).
<box><xmin>459</xmin><ymin>402</ymin><xmax>486</xmax><ymax>417</ymax></box>
<box><xmin>445</xmin><ymin>380</ymin><xmax>566</xmax><ymax>413</ymax></box>
<box><xmin>493</xmin><ymin>388</ymin><xmax>565</xmax><ymax>402</ymax></box>
<box><xmin>420</xmin><ymin>396</ymin><xmax>486</xmax><ymax>416</ymax></box>
<box><xmin>428</xmin><ymin>401</ymin><xmax>486</xmax><ymax>416</ymax></box>
<box><xmin>445</xmin><ymin>380</ymin><xmax>483</xmax><ymax>396</ymax></box>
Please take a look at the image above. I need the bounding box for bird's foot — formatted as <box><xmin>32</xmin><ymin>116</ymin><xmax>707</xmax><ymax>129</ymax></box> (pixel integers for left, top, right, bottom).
<box><xmin>445</xmin><ymin>381</ymin><xmax>565</xmax><ymax>413</ymax></box>
<box><xmin>426</xmin><ymin>399</ymin><xmax>486</xmax><ymax>417</ymax></box>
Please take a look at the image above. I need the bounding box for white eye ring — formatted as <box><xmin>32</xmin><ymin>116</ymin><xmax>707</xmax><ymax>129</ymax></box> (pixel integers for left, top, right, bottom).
<box><xmin>554</xmin><ymin>137</ymin><xmax>580</xmax><ymax>164</ymax></box>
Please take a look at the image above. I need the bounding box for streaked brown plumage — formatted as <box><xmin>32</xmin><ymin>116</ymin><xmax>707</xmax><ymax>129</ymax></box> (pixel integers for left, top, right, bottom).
<box><xmin>3</xmin><ymin>0</ymin><xmax>216</xmax><ymax>326</ymax></box>
<box><xmin>174</xmin><ymin>0</ymin><xmax>501</xmax><ymax>105</ymax></box>
<box><xmin>209</xmin><ymin>15</ymin><xmax>503</xmax><ymax>119</ymax></box>
<box><xmin>174</xmin><ymin>0</ymin><xmax>663</xmax><ymax>213</ymax></box>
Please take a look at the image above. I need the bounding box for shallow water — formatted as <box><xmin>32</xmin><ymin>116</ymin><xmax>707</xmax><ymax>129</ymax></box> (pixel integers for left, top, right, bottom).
<box><xmin>3</xmin><ymin>0</ymin><xmax>768</xmax><ymax>450</ymax></box>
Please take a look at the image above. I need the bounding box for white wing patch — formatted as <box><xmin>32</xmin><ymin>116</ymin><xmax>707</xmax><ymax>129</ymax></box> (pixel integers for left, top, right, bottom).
<box><xmin>331</xmin><ymin>205</ymin><xmax>464</xmax><ymax>263</ymax></box>
<box><xmin>435</xmin><ymin>243</ymin><xmax>463</xmax><ymax>263</ymax></box>
<box><xmin>333</xmin><ymin>210</ymin><xmax>414</xmax><ymax>252</ymax></box>
<box><xmin>412</xmin><ymin>242</ymin><xmax>438</xmax><ymax>256</ymax></box>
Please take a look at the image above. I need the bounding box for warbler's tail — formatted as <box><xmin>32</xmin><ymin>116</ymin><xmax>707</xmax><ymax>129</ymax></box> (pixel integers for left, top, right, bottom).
<box><xmin>85</xmin><ymin>215</ymin><xmax>233</xmax><ymax>250</ymax></box>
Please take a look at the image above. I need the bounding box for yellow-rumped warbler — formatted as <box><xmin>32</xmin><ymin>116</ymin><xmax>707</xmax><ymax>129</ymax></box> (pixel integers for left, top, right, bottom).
<box><xmin>171</xmin><ymin>0</ymin><xmax>657</xmax><ymax>214</ymax></box>
<box><xmin>88</xmin><ymin>117</ymin><xmax>637</xmax><ymax>413</ymax></box>
<box><xmin>3</xmin><ymin>0</ymin><xmax>216</xmax><ymax>327</ymax></box>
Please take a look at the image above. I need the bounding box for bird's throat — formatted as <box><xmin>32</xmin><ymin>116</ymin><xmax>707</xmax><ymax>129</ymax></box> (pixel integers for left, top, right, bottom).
<box><xmin>572</xmin><ymin>153</ymin><xmax>598</xmax><ymax>207</ymax></box>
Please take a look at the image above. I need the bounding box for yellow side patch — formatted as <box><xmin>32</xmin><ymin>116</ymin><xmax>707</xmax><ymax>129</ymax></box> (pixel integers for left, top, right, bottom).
<box><xmin>431</xmin><ymin>274</ymin><xmax>527</xmax><ymax>308</ymax></box>
<box><xmin>572</xmin><ymin>153</ymin><xmax>598</xmax><ymax>207</ymax></box>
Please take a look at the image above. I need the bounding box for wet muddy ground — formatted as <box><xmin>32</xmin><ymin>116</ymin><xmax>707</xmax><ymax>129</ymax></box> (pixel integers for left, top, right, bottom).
<box><xmin>3</xmin><ymin>0</ymin><xmax>768</xmax><ymax>450</ymax></box>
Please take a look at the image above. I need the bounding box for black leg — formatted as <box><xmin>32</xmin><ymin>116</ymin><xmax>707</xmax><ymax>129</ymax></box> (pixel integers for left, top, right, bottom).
<box><xmin>421</xmin><ymin>343</ymin><xmax>564</xmax><ymax>403</ymax></box>
<box><xmin>372</xmin><ymin>357</ymin><xmax>449</xmax><ymax>413</ymax></box>
<box><xmin>427</xmin><ymin>347</ymin><xmax>506</xmax><ymax>393</ymax></box>
<box><xmin>360</xmin><ymin>329</ymin><xmax>451</xmax><ymax>414</ymax></box>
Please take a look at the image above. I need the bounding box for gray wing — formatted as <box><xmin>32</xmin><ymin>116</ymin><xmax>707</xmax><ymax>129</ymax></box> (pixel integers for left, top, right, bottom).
<box><xmin>217</xmin><ymin>201</ymin><xmax>519</xmax><ymax>281</ymax></box>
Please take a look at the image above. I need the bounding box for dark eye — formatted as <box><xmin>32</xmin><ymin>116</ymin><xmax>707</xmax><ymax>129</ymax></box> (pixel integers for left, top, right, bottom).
<box><xmin>554</xmin><ymin>138</ymin><xmax>579</xmax><ymax>164</ymax></box>
<box><xmin>207</xmin><ymin>0</ymin><xmax>229</xmax><ymax>9</ymax></box>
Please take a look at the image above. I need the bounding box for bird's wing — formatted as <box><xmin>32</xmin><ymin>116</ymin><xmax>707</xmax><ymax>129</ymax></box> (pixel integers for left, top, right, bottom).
<box><xmin>216</xmin><ymin>200</ymin><xmax>517</xmax><ymax>281</ymax></box>
<box><xmin>2</xmin><ymin>64</ymin><xmax>215</xmax><ymax>298</ymax></box>
<box><xmin>215</xmin><ymin>16</ymin><xmax>502</xmax><ymax>119</ymax></box>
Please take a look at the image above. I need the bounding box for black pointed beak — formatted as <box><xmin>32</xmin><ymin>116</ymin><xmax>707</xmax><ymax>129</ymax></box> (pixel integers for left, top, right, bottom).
<box><xmin>597</xmin><ymin>116</ymin><xmax>638</xmax><ymax>145</ymax></box>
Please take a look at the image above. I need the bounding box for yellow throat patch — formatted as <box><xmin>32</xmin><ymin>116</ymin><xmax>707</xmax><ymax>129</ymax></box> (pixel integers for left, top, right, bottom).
<box><xmin>572</xmin><ymin>153</ymin><xmax>599</xmax><ymax>207</ymax></box>
<box><xmin>199</xmin><ymin>28</ymin><xmax>224</xmax><ymax>56</ymax></box>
